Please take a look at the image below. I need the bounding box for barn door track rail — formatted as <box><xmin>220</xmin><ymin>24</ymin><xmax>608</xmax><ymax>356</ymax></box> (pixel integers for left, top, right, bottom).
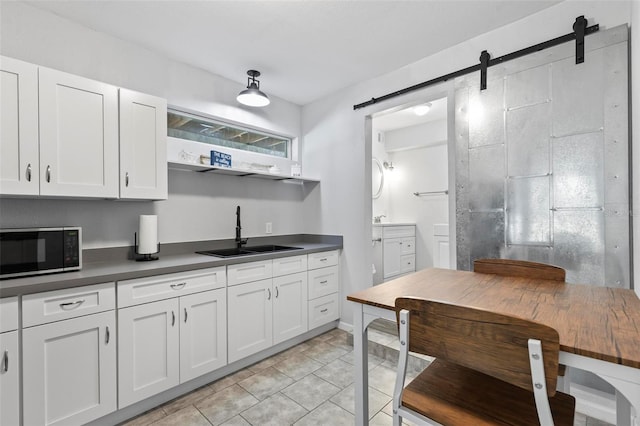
<box><xmin>353</xmin><ymin>16</ymin><xmax>597</xmax><ymax>110</ymax></box>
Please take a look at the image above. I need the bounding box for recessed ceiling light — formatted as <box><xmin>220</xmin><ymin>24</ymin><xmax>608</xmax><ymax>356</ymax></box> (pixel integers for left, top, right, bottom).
<box><xmin>412</xmin><ymin>103</ymin><xmax>432</xmax><ymax>116</ymax></box>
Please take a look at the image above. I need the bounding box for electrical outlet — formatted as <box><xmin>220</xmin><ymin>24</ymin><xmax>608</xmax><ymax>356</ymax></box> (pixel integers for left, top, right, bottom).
<box><xmin>265</xmin><ymin>222</ymin><xmax>272</xmax><ymax>234</ymax></box>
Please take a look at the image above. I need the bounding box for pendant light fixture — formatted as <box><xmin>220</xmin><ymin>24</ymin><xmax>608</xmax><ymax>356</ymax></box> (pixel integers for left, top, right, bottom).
<box><xmin>237</xmin><ymin>70</ymin><xmax>270</xmax><ymax>107</ymax></box>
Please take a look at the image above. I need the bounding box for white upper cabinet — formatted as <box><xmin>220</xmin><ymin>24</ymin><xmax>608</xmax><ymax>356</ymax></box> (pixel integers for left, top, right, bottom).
<box><xmin>1</xmin><ymin>56</ymin><xmax>167</xmax><ymax>200</ymax></box>
<box><xmin>39</xmin><ymin>67</ymin><xmax>119</xmax><ymax>198</ymax></box>
<box><xmin>0</xmin><ymin>56</ymin><xmax>39</xmax><ymax>195</ymax></box>
<box><xmin>119</xmin><ymin>89</ymin><xmax>168</xmax><ymax>200</ymax></box>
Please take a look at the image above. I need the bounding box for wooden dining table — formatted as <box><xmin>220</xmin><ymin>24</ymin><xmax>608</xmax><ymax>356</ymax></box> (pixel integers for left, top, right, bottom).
<box><xmin>347</xmin><ymin>267</ymin><xmax>640</xmax><ymax>426</ymax></box>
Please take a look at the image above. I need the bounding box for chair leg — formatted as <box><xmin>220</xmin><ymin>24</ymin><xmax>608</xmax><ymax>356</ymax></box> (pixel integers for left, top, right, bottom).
<box><xmin>393</xmin><ymin>310</ymin><xmax>410</xmax><ymax>426</ymax></box>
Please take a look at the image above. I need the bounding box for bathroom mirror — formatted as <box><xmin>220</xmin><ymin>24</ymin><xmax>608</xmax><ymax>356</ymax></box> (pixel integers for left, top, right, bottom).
<box><xmin>372</xmin><ymin>158</ymin><xmax>384</xmax><ymax>199</ymax></box>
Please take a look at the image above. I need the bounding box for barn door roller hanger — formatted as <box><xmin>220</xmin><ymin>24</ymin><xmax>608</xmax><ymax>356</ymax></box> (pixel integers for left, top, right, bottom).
<box><xmin>354</xmin><ymin>16</ymin><xmax>597</xmax><ymax>110</ymax></box>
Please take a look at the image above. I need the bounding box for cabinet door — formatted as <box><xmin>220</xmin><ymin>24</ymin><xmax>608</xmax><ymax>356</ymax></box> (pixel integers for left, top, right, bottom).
<box><xmin>39</xmin><ymin>67</ymin><xmax>119</xmax><ymax>198</ymax></box>
<box><xmin>180</xmin><ymin>289</ymin><xmax>227</xmax><ymax>382</ymax></box>
<box><xmin>119</xmin><ymin>88</ymin><xmax>168</xmax><ymax>200</ymax></box>
<box><xmin>23</xmin><ymin>311</ymin><xmax>117</xmax><ymax>426</ymax></box>
<box><xmin>0</xmin><ymin>331</ymin><xmax>19</xmax><ymax>426</ymax></box>
<box><xmin>227</xmin><ymin>279</ymin><xmax>273</xmax><ymax>363</ymax></box>
<box><xmin>383</xmin><ymin>238</ymin><xmax>403</xmax><ymax>278</ymax></box>
<box><xmin>118</xmin><ymin>299</ymin><xmax>180</xmax><ymax>408</ymax></box>
<box><xmin>0</xmin><ymin>56</ymin><xmax>39</xmax><ymax>195</ymax></box>
<box><xmin>273</xmin><ymin>272</ymin><xmax>308</xmax><ymax>344</ymax></box>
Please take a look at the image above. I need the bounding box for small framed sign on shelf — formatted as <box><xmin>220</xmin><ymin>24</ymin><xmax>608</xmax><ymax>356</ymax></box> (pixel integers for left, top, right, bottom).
<box><xmin>211</xmin><ymin>150</ymin><xmax>232</xmax><ymax>168</ymax></box>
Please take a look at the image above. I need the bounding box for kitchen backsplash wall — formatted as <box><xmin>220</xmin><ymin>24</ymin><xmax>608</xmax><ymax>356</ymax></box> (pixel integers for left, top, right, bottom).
<box><xmin>0</xmin><ymin>2</ymin><xmax>319</xmax><ymax>249</ymax></box>
<box><xmin>0</xmin><ymin>170</ymin><xmax>316</xmax><ymax>249</ymax></box>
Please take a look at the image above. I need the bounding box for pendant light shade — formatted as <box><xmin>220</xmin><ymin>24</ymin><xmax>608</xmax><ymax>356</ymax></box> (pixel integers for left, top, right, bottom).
<box><xmin>237</xmin><ymin>70</ymin><xmax>270</xmax><ymax>107</ymax></box>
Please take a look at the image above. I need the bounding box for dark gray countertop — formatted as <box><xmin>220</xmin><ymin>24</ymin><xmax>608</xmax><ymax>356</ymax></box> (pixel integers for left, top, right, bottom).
<box><xmin>0</xmin><ymin>234</ymin><xmax>342</xmax><ymax>297</ymax></box>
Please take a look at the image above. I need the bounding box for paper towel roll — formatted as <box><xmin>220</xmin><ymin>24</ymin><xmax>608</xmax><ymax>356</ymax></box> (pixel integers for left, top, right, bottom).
<box><xmin>138</xmin><ymin>215</ymin><xmax>158</xmax><ymax>254</ymax></box>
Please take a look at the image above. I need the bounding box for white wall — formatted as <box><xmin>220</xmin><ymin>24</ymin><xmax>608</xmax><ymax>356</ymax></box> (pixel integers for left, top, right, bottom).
<box><xmin>371</xmin><ymin>126</ymin><xmax>391</xmax><ymax>219</ymax></box>
<box><xmin>302</xmin><ymin>1</ymin><xmax>634</xmax><ymax>328</ymax></box>
<box><xmin>0</xmin><ymin>2</ymin><xmax>319</xmax><ymax>248</ymax></box>
<box><xmin>387</xmin><ymin>144</ymin><xmax>449</xmax><ymax>271</ymax></box>
<box><xmin>384</xmin><ymin>119</ymin><xmax>447</xmax><ymax>152</ymax></box>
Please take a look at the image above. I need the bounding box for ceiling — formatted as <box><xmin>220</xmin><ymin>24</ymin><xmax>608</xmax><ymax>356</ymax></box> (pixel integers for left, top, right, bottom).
<box><xmin>374</xmin><ymin>97</ymin><xmax>447</xmax><ymax>132</ymax></box>
<box><xmin>26</xmin><ymin>0</ymin><xmax>561</xmax><ymax>106</ymax></box>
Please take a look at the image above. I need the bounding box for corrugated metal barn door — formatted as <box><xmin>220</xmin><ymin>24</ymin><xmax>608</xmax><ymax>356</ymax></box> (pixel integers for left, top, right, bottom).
<box><xmin>455</xmin><ymin>25</ymin><xmax>630</xmax><ymax>287</ymax></box>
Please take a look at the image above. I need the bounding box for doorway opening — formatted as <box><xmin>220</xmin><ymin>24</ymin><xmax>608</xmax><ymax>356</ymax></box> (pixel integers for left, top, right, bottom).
<box><xmin>370</xmin><ymin>96</ymin><xmax>450</xmax><ymax>286</ymax></box>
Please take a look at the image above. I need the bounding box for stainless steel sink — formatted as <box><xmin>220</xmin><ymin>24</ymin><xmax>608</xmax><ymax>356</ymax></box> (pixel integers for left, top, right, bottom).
<box><xmin>196</xmin><ymin>245</ymin><xmax>302</xmax><ymax>258</ymax></box>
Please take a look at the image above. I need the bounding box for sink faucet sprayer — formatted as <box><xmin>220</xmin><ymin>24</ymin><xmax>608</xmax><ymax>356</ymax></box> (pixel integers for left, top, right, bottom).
<box><xmin>235</xmin><ymin>206</ymin><xmax>249</xmax><ymax>248</ymax></box>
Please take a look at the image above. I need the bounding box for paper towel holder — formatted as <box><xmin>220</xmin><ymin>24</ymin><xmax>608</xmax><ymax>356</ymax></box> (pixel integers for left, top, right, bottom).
<box><xmin>134</xmin><ymin>232</ymin><xmax>160</xmax><ymax>261</ymax></box>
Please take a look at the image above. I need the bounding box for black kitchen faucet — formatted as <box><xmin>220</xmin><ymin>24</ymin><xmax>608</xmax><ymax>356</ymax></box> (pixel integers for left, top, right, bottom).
<box><xmin>235</xmin><ymin>205</ymin><xmax>248</xmax><ymax>248</ymax></box>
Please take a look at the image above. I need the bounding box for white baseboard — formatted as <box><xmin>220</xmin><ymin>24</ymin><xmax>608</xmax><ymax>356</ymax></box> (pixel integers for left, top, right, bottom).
<box><xmin>338</xmin><ymin>320</ymin><xmax>353</xmax><ymax>333</ymax></box>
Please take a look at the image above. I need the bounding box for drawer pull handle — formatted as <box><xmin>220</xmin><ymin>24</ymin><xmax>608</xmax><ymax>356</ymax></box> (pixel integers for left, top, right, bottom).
<box><xmin>320</xmin><ymin>280</ymin><xmax>328</xmax><ymax>284</ymax></box>
<box><xmin>2</xmin><ymin>350</ymin><xmax>8</xmax><ymax>373</ymax></box>
<box><xmin>275</xmin><ymin>287</ymin><xmax>279</xmax><ymax>298</ymax></box>
<box><xmin>125</xmin><ymin>172</ymin><xmax>130</xmax><ymax>187</ymax></box>
<box><xmin>60</xmin><ymin>299</ymin><xmax>85</xmax><ymax>310</ymax></box>
<box><xmin>105</xmin><ymin>326</ymin><xmax>110</xmax><ymax>344</ymax></box>
<box><xmin>26</xmin><ymin>164</ymin><xmax>32</xmax><ymax>182</ymax></box>
<box><xmin>171</xmin><ymin>282</ymin><xmax>186</xmax><ymax>290</ymax></box>
<box><xmin>172</xmin><ymin>311</ymin><xmax>176</xmax><ymax>326</ymax></box>
<box><xmin>184</xmin><ymin>308</ymin><xmax>188</xmax><ymax>323</ymax></box>
<box><xmin>320</xmin><ymin>308</ymin><xmax>328</xmax><ymax>313</ymax></box>
<box><xmin>267</xmin><ymin>288</ymin><xmax>271</xmax><ymax>300</ymax></box>
<box><xmin>46</xmin><ymin>165</ymin><xmax>51</xmax><ymax>183</ymax></box>
<box><xmin>320</xmin><ymin>258</ymin><xmax>328</xmax><ymax>262</ymax></box>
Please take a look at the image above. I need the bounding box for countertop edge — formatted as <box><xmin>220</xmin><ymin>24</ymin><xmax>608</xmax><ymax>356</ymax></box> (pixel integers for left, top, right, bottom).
<box><xmin>0</xmin><ymin>240</ymin><xmax>342</xmax><ymax>297</ymax></box>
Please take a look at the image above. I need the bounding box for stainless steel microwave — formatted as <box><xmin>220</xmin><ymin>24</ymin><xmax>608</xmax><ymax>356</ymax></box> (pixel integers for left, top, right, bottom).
<box><xmin>0</xmin><ymin>227</ymin><xmax>82</xmax><ymax>279</ymax></box>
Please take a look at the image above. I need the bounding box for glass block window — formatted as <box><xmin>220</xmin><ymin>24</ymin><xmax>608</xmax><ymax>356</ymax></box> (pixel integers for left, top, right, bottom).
<box><xmin>168</xmin><ymin>109</ymin><xmax>289</xmax><ymax>158</ymax></box>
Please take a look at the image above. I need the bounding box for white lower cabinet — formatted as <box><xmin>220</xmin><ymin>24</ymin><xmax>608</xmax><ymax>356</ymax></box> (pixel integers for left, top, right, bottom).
<box><xmin>23</xmin><ymin>310</ymin><xmax>117</xmax><ymax>425</ymax></box>
<box><xmin>381</xmin><ymin>225</ymin><xmax>416</xmax><ymax>280</ymax></box>
<box><xmin>307</xmin><ymin>251</ymin><xmax>340</xmax><ymax>327</ymax></box>
<box><xmin>0</xmin><ymin>332</ymin><xmax>18</xmax><ymax>426</ymax></box>
<box><xmin>273</xmin><ymin>272</ymin><xmax>308</xmax><ymax>344</ymax></box>
<box><xmin>228</xmin><ymin>257</ymin><xmax>311</xmax><ymax>364</ymax></box>
<box><xmin>180</xmin><ymin>289</ymin><xmax>227</xmax><ymax>382</ymax></box>
<box><xmin>118</xmin><ymin>269</ymin><xmax>227</xmax><ymax>408</ymax></box>
<box><xmin>118</xmin><ymin>298</ymin><xmax>180</xmax><ymax>408</ymax></box>
<box><xmin>0</xmin><ymin>297</ymin><xmax>19</xmax><ymax>426</ymax></box>
<box><xmin>228</xmin><ymin>278</ymin><xmax>273</xmax><ymax>363</ymax></box>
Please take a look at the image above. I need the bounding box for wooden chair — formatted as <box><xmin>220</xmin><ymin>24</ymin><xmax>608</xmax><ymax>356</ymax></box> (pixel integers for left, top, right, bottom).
<box><xmin>473</xmin><ymin>258</ymin><xmax>570</xmax><ymax>391</ymax></box>
<box><xmin>393</xmin><ymin>297</ymin><xmax>575</xmax><ymax>426</ymax></box>
<box><xmin>473</xmin><ymin>258</ymin><xmax>566</xmax><ymax>282</ymax></box>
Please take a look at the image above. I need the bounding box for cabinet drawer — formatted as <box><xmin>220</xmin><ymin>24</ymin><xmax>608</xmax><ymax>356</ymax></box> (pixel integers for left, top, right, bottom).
<box><xmin>308</xmin><ymin>293</ymin><xmax>339</xmax><ymax>329</ymax></box>
<box><xmin>308</xmin><ymin>266</ymin><xmax>339</xmax><ymax>300</ymax></box>
<box><xmin>383</xmin><ymin>226</ymin><xmax>415</xmax><ymax>239</ymax></box>
<box><xmin>0</xmin><ymin>297</ymin><xmax>18</xmax><ymax>333</ymax></box>
<box><xmin>400</xmin><ymin>237</ymin><xmax>416</xmax><ymax>255</ymax></box>
<box><xmin>400</xmin><ymin>254</ymin><xmax>415</xmax><ymax>274</ymax></box>
<box><xmin>23</xmin><ymin>283</ymin><xmax>115</xmax><ymax>328</ymax></box>
<box><xmin>118</xmin><ymin>267</ymin><xmax>226</xmax><ymax>308</ymax></box>
<box><xmin>273</xmin><ymin>255</ymin><xmax>308</xmax><ymax>277</ymax></box>
<box><xmin>308</xmin><ymin>250</ymin><xmax>339</xmax><ymax>270</ymax></box>
<box><xmin>227</xmin><ymin>260</ymin><xmax>273</xmax><ymax>286</ymax></box>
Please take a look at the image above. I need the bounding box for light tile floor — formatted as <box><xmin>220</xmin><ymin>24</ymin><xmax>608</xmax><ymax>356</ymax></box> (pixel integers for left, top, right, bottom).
<box><xmin>121</xmin><ymin>328</ymin><xmax>613</xmax><ymax>426</ymax></box>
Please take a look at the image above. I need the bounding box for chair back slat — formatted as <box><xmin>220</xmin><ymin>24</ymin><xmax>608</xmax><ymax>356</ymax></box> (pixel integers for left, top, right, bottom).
<box><xmin>395</xmin><ymin>297</ymin><xmax>560</xmax><ymax>396</ymax></box>
<box><xmin>473</xmin><ymin>258</ymin><xmax>566</xmax><ymax>282</ymax></box>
